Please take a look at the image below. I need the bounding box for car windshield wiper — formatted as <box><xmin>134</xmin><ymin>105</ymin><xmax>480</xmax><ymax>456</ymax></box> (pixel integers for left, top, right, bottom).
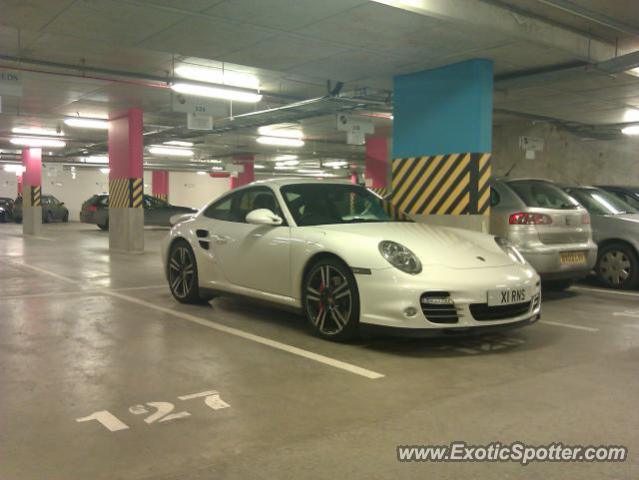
<box><xmin>343</xmin><ymin>217</ymin><xmax>385</xmax><ymax>223</ymax></box>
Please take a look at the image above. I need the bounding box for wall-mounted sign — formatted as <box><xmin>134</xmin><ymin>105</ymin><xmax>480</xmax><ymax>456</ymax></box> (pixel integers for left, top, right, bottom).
<box><xmin>0</xmin><ymin>71</ymin><xmax>22</xmax><ymax>97</ymax></box>
<box><xmin>337</xmin><ymin>113</ymin><xmax>374</xmax><ymax>145</ymax></box>
<box><xmin>187</xmin><ymin>113</ymin><xmax>213</xmax><ymax>131</ymax></box>
<box><xmin>519</xmin><ymin>136</ymin><xmax>544</xmax><ymax>152</ymax></box>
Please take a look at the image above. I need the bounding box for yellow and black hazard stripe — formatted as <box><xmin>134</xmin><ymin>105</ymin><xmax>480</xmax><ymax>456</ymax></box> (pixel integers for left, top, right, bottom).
<box><xmin>477</xmin><ymin>153</ymin><xmax>491</xmax><ymax>215</ymax></box>
<box><xmin>390</xmin><ymin>153</ymin><xmax>491</xmax><ymax>216</ymax></box>
<box><xmin>109</xmin><ymin>177</ymin><xmax>143</xmax><ymax>208</ymax></box>
<box><xmin>30</xmin><ymin>185</ymin><xmax>41</xmax><ymax>207</ymax></box>
<box><xmin>368</xmin><ymin>186</ymin><xmax>389</xmax><ymax>198</ymax></box>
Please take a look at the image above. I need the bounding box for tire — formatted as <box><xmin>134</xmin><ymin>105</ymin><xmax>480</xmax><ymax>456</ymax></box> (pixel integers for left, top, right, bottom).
<box><xmin>167</xmin><ymin>239</ymin><xmax>208</xmax><ymax>304</ymax></box>
<box><xmin>0</xmin><ymin>212</ymin><xmax>5</xmax><ymax>223</ymax></box>
<box><xmin>97</xmin><ymin>220</ymin><xmax>109</xmax><ymax>231</ymax></box>
<box><xmin>543</xmin><ymin>279</ymin><xmax>573</xmax><ymax>291</ymax></box>
<box><xmin>302</xmin><ymin>257</ymin><xmax>360</xmax><ymax>341</ymax></box>
<box><xmin>596</xmin><ymin>243</ymin><xmax>639</xmax><ymax>290</ymax></box>
<box><xmin>62</xmin><ymin>212</ymin><xmax>69</xmax><ymax>223</ymax></box>
<box><xmin>44</xmin><ymin>211</ymin><xmax>53</xmax><ymax>223</ymax></box>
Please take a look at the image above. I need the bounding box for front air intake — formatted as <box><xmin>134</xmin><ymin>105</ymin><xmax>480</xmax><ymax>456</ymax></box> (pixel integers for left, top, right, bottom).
<box><xmin>420</xmin><ymin>292</ymin><xmax>459</xmax><ymax>324</ymax></box>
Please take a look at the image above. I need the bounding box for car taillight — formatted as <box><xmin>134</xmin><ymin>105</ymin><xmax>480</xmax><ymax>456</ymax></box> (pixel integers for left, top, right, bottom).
<box><xmin>508</xmin><ymin>212</ymin><xmax>553</xmax><ymax>225</ymax></box>
<box><xmin>87</xmin><ymin>205</ymin><xmax>97</xmax><ymax>212</ymax></box>
<box><xmin>582</xmin><ymin>213</ymin><xmax>590</xmax><ymax>224</ymax></box>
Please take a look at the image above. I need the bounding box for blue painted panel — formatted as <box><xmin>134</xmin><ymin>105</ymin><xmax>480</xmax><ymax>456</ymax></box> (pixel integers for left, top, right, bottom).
<box><xmin>393</xmin><ymin>59</ymin><xmax>493</xmax><ymax>158</ymax></box>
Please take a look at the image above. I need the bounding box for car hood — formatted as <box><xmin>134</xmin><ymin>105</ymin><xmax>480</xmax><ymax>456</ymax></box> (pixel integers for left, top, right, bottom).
<box><xmin>319</xmin><ymin>222</ymin><xmax>513</xmax><ymax>269</ymax></box>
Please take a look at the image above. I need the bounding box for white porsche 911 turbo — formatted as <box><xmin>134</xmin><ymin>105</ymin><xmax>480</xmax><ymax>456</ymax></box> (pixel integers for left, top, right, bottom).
<box><xmin>162</xmin><ymin>179</ymin><xmax>541</xmax><ymax>340</ymax></box>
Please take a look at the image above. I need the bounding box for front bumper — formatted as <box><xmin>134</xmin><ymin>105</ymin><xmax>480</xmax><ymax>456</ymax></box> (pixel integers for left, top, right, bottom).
<box><xmin>355</xmin><ymin>264</ymin><xmax>541</xmax><ymax>332</ymax></box>
<box><xmin>518</xmin><ymin>241</ymin><xmax>597</xmax><ymax>280</ymax></box>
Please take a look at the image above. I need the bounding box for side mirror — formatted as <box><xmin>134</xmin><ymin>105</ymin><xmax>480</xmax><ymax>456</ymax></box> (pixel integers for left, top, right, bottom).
<box><xmin>170</xmin><ymin>213</ymin><xmax>195</xmax><ymax>226</ymax></box>
<box><xmin>246</xmin><ymin>208</ymin><xmax>283</xmax><ymax>226</ymax></box>
<box><xmin>60</xmin><ymin>202</ymin><xmax>65</xmax><ymax>206</ymax></box>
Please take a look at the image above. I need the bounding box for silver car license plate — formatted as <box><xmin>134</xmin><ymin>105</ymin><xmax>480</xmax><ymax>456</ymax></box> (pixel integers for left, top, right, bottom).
<box><xmin>488</xmin><ymin>287</ymin><xmax>529</xmax><ymax>306</ymax></box>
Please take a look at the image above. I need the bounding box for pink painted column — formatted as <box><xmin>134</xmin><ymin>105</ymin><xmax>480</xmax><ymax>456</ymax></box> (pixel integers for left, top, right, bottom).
<box><xmin>17</xmin><ymin>174</ymin><xmax>23</xmax><ymax>197</ymax></box>
<box><xmin>365</xmin><ymin>137</ymin><xmax>389</xmax><ymax>193</ymax></box>
<box><xmin>108</xmin><ymin>108</ymin><xmax>144</xmax><ymax>252</ymax></box>
<box><xmin>152</xmin><ymin>170</ymin><xmax>169</xmax><ymax>202</ymax></box>
<box><xmin>22</xmin><ymin>148</ymin><xmax>42</xmax><ymax>234</ymax></box>
<box><xmin>230</xmin><ymin>155</ymin><xmax>254</xmax><ymax>189</ymax></box>
<box><xmin>350</xmin><ymin>172</ymin><xmax>358</xmax><ymax>184</ymax></box>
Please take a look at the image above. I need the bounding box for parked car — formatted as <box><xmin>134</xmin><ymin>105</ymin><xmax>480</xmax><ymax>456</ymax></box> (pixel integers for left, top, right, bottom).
<box><xmin>490</xmin><ymin>177</ymin><xmax>597</xmax><ymax>290</ymax></box>
<box><xmin>596</xmin><ymin>185</ymin><xmax>639</xmax><ymax>211</ymax></box>
<box><xmin>163</xmin><ymin>179</ymin><xmax>541</xmax><ymax>341</ymax></box>
<box><xmin>80</xmin><ymin>193</ymin><xmax>196</xmax><ymax>230</ymax></box>
<box><xmin>562</xmin><ymin>186</ymin><xmax>639</xmax><ymax>290</ymax></box>
<box><xmin>12</xmin><ymin>195</ymin><xmax>69</xmax><ymax>223</ymax></box>
<box><xmin>0</xmin><ymin>197</ymin><xmax>14</xmax><ymax>222</ymax></box>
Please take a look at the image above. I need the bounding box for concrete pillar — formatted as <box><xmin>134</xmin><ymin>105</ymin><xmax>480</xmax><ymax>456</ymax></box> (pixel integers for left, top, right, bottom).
<box><xmin>230</xmin><ymin>155</ymin><xmax>254</xmax><ymax>189</ymax></box>
<box><xmin>108</xmin><ymin>108</ymin><xmax>144</xmax><ymax>252</ymax></box>
<box><xmin>391</xmin><ymin>59</ymin><xmax>493</xmax><ymax>232</ymax></box>
<box><xmin>22</xmin><ymin>148</ymin><xmax>42</xmax><ymax>235</ymax></box>
<box><xmin>365</xmin><ymin>136</ymin><xmax>389</xmax><ymax>195</ymax></box>
<box><xmin>152</xmin><ymin>170</ymin><xmax>169</xmax><ymax>202</ymax></box>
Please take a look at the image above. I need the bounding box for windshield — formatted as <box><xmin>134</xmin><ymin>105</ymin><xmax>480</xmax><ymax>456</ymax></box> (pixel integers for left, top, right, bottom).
<box><xmin>281</xmin><ymin>183</ymin><xmax>409</xmax><ymax>226</ymax></box>
<box><xmin>508</xmin><ymin>180</ymin><xmax>580</xmax><ymax>210</ymax></box>
<box><xmin>566</xmin><ymin>188</ymin><xmax>638</xmax><ymax>216</ymax></box>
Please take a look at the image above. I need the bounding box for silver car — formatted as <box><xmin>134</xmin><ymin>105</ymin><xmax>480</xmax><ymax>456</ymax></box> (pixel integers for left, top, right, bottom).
<box><xmin>490</xmin><ymin>178</ymin><xmax>597</xmax><ymax>290</ymax></box>
<box><xmin>562</xmin><ymin>186</ymin><xmax>639</xmax><ymax>290</ymax></box>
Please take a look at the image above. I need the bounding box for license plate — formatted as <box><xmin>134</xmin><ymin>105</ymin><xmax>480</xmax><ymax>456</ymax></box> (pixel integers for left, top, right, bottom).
<box><xmin>488</xmin><ymin>287</ymin><xmax>529</xmax><ymax>306</ymax></box>
<box><xmin>560</xmin><ymin>251</ymin><xmax>587</xmax><ymax>265</ymax></box>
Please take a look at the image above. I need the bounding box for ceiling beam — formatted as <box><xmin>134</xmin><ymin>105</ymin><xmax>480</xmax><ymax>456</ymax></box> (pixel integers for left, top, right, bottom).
<box><xmin>370</xmin><ymin>0</ymin><xmax>615</xmax><ymax>62</ymax></box>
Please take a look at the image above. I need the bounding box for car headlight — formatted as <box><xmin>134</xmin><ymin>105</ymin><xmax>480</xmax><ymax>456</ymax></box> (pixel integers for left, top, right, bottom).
<box><xmin>378</xmin><ymin>240</ymin><xmax>422</xmax><ymax>274</ymax></box>
<box><xmin>495</xmin><ymin>237</ymin><xmax>526</xmax><ymax>264</ymax></box>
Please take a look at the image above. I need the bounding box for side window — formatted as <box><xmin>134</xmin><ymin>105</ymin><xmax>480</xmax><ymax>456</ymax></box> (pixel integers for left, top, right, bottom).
<box><xmin>203</xmin><ymin>194</ymin><xmax>235</xmax><ymax>221</ymax></box>
<box><xmin>42</xmin><ymin>196</ymin><xmax>50</xmax><ymax>205</ymax></box>
<box><xmin>490</xmin><ymin>187</ymin><xmax>500</xmax><ymax>207</ymax></box>
<box><xmin>234</xmin><ymin>187</ymin><xmax>283</xmax><ymax>223</ymax></box>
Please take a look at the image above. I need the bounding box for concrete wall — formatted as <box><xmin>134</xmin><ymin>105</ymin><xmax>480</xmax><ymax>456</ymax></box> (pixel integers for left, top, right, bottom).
<box><xmin>0</xmin><ymin>167</ymin><xmax>230</xmax><ymax>221</ymax></box>
<box><xmin>492</xmin><ymin>121</ymin><xmax>639</xmax><ymax>185</ymax></box>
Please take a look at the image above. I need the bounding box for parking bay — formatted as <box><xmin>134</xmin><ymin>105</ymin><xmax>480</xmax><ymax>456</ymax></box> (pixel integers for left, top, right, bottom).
<box><xmin>1</xmin><ymin>224</ymin><xmax>638</xmax><ymax>479</ymax></box>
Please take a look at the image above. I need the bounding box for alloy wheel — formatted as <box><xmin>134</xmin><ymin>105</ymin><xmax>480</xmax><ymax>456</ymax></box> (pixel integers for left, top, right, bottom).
<box><xmin>305</xmin><ymin>264</ymin><xmax>353</xmax><ymax>336</ymax></box>
<box><xmin>169</xmin><ymin>246</ymin><xmax>195</xmax><ymax>299</ymax></box>
<box><xmin>599</xmin><ymin>250</ymin><xmax>632</xmax><ymax>286</ymax></box>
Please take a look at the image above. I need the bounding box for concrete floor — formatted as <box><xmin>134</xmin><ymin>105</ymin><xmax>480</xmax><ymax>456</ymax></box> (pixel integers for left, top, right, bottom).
<box><xmin>1</xmin><ymin>222</ymin><xmax>638</xmax><ymax>480</ymax></box>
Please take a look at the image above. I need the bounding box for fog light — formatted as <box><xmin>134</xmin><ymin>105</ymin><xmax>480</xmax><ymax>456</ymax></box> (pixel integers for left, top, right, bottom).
<box><xmin>404</xmin><ymin>307</ymin><xmax>418</xmax><ymax>317</ymax></box>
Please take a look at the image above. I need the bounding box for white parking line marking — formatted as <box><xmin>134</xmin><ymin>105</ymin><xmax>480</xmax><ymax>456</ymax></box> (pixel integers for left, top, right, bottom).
<box><xmin>573</xmin><ymin>286</ymin><xmax>639</xmax><ymax>298</ymax></box>
<box><xmin>539</xmin><ymin>320</ymin><xmax>599</xmax><ymax>332</ymax></box>
<box><xmin>0</xmin><ymin>285</ymin><xmax>166</xmax><ymax>300</ymax></box>
<box><xmin>613</xmin><ymin>310</ymin><xmax>639</xmax><ymax>318</ymax></box>
<box><xmin>7</xmin><ymin>261</ymin><xmax>386</xmax><ymax>380</ymax></box>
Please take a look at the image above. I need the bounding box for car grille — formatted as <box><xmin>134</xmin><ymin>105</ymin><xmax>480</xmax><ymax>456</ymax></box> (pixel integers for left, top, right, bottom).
<box><xmin>421</xmin><ymin>292</ymin><xmax>459</xmax><ymax>324</ymax></box>
<box><xmin>469</xmin><ymin>301</ymin><xmax>532</xmax><ymax>321</ymax></box>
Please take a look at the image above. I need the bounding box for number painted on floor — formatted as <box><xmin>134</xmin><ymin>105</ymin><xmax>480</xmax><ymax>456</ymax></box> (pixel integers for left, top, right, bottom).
<box><xmin>76</xmin><ymin>410</ymin><xmax>129</xmax><ymax>432</ymax></box>
<box><xmin>76</xmin><ymin>389</ymin><xmax>230</xmax><ymax>432</ymax></box>
<box><xmin>178</xmin><ymin>390</ymin><xmax>231</xmax><ymax>410</ymax></box>
<box><xmin>129</xmin><ymin>402</ymin><xmax>191</xmax><ymax>423</ymax></box>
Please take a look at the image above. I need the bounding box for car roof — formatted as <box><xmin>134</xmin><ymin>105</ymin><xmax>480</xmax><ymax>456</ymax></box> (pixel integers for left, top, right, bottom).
<box><xmin>238</xmin><ymin>177</ymin><xmax>356</xmax><ymax>189</ymax></box>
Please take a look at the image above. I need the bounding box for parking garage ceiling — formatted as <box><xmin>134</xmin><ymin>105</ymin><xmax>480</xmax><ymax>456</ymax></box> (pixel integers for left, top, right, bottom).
<box><xmin>1</xmin><ymin>0</ymin><xmax>639</xmax><ymax>173</ymax></box>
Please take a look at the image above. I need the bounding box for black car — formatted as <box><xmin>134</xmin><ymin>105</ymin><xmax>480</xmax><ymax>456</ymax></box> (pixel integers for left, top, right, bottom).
<box><xmin>0</xmin><ymin>197</ymin><xmax>14</xmax><ymax>222</ymax></box>
<box><xmin>13</xmin><ymin>195</ymin><xmax>69</xmax><ymax>223</ymax></box>
<box><xmin>80</xmin><ymin>193</ymin><xmax>196</xmax><ymax>230</ymax></box>
<box><xmin>596</xmin><ymin>185</ymin><xmax>639</xmax><ymax>211</ymax></box>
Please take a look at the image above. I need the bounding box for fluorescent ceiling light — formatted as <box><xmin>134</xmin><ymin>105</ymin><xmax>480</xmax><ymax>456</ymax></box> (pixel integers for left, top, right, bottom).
<box><xmin>622</xmin><ymin>109</ymin><xmax>639</xmax><ymax>123</ymax></box>
<box><xmin>277</xmin><ymin>159</ymin><xmax>299</xmax><ymax>167</ymax></box>
<box><xmin>164</xmin><ymin>140</ymin><xmax>194</xmax><ymax>147</ymax></box>
<box><xmin>10</xmin><ymin>137</ymin><xmax>66</xmax><ymax>148</ymax></box>
<box><xmin>254</xmin><ymin>164</ymin><xmax>266</xmax><ymax>169</ymax></box>
<box><xmin>171</xmin><ymin>82</ymin><xmax>262</xmax><ymax>103</ymax></box>
<box><xmin>12</xmin><ymin>127</ymin><xmax>62</xmax><ymax>136</ymax></box>
<box><xmin>258</xmin><ymin>125</ymin><xmax>303</xmax><ymax>139</ymax></box>
<box><xmin>99</xmin><ymin>168</ymin><xmax>110</xmax><ymax>174</ymax></box>
<box><xmin>621</xmin><ymin>125</ymin><xmax>639</xmax><ymax>135</ymax></box>
<box><xmin>274</xmin><ymin>164</ymin><xmax>296</xmax><ymax>170</ymax></box>
<box><xmin>211</xmin><ymin>166</ymin><xmax>224</xmax><ymax>171</ymax></box>
<box><xmin>64</xmin><ymin>118</ymin><xmax>108</xmax><ymax>129</ymax></box>
<box><xmin>196</xmin><ymin>171</ymin><xmax>207</xmax><ymax>175</ymax></box>
<box><xmin>148</xmin><ymin>146</ymin><xmax>194</xmax><ymax>157</ymax></box>
<box><xmin>175</xmin><ymin>65</ymin><xmax>260</xmax><ymax>89</ymax></box>
<box><xmin>3</xmin><ymin>164</ymin><xmax>25</xmax><ymax>174</ymax></box>
<box><xmin>84</xmin><ymin>155</ymin><xmax>108</xmax><ymax>164</ymax></box>
<box><xmin>275</xmin><ymin>154</ymin><xmax>298</xmax><ymax>161</ymax></box>
<box><xmin>256</xmin><ymin>136</ymin><xmax>304</xmax><ymax>147</ymax></box>
<box><xmin>324</xmin><ymin>160</ymin><xmax>348</xmax><ymax>168</ymax></box>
